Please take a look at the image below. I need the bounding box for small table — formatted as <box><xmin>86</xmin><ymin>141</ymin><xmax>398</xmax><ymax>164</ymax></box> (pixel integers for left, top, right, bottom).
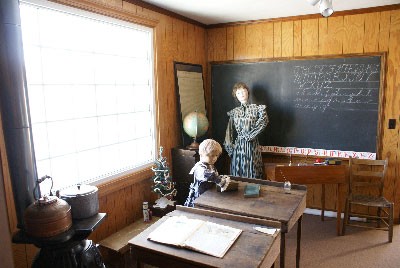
<box><xmin>194</xmin><ymin>177</ymin><xmax>307</xmax><ymax>268</ymax></box>
<box><xmin>270</xmin><ymin>164</ymin><xmax>348</xmax><ymax>235</ymax></box>
<box><xmin>129</xmin><ymin>206</ymin><xmax>281</xmax><ymax>268</ymax></box>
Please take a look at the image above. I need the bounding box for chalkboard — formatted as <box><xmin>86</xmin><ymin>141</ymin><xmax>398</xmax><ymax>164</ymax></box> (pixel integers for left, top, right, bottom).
<box><xmin>211</xmin><ymin>55</ymin><xmax>383</xmax><ymax>154</ymax></box>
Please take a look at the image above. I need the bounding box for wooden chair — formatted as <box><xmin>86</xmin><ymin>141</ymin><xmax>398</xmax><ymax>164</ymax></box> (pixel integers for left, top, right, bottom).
<box><xmin>342</xmin><ymin>157</ymin><xmax>393</xmax><ymax>242</ymax></box>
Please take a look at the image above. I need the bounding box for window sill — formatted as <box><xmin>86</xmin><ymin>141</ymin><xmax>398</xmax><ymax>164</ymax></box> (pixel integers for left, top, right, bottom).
<box><xmin>94</xmin><ymin>164</ymin><xmax>153</xmax><ymax>198</ymax></box>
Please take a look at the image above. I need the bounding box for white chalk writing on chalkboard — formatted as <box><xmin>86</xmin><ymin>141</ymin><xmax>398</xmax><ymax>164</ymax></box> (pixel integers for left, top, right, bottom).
<box><xmin>292</xmin><ymin>63</ymin><xmax>380</xmax><ymax>112</ymax></box>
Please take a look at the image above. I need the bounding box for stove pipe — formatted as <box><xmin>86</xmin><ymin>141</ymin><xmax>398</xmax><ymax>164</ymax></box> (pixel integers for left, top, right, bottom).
<box><xmin>0</xmin><ymin>0</ymin><xmax>40</xmax><ymax>229</ymax></box>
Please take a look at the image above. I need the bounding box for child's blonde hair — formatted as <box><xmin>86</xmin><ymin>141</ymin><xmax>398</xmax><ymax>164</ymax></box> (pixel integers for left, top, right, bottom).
<box><xmin>199</xmin><ymin>139</ymin><xmax>222</xmax><ymax>156</ymax></box>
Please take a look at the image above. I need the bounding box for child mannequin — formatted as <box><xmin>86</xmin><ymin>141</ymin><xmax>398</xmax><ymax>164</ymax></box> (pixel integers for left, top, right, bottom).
<box><xmin>184</xmin><ymin>139</ymin><xmax>231</xmax><ymax>207</ymax></box>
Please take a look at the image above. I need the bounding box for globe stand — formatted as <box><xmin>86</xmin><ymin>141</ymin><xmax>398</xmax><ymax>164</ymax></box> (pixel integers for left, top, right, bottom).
<box><xmin>186</xmin><ymin>137</ymin><xmax>199</xmax><ymax>150</ymax></box>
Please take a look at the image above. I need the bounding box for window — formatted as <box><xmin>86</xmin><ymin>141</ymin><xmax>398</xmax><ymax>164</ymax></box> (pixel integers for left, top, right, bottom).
<box><xmin>19</xmin><ymin>0</ymin><xmax>156</xmax><ymax>191</ymax></box>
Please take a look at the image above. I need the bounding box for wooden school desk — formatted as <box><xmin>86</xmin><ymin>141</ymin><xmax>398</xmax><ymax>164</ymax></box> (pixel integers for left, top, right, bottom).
<box><xmin>128</xmin><ymin>206</ymin><xmax>281</xmax><ymax>268</ymax></box>
<box><xmin>194</xmin><ymin>177</ymin><xmax>307</xmax><ymax>268</ymax></box>
<box><xmin>270</xmin><ymin>164</ymin><xmax>348</xmax><ymax>235</ymax></box>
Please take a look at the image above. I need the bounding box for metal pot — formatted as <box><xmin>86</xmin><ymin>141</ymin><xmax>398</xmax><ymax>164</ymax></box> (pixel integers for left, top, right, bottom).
<box><xmin>24</xmin><ymin>195</ymin><xmax>72</xmax><ymax>238</ymax></box>
<box><xmin>24</xmin><ymin>175</ymin><xmax>73</xmax><ymax>238</ymax></box>
<box><xmin>60</xmin><ymin>185</ymin><xmax>99</xmax><ymax>219</ymax></box>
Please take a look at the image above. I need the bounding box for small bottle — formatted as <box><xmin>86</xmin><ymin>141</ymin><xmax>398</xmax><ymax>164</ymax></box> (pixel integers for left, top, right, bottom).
<box><xmin>143</xmin><ymin>202</ymin><xmax>150</xmax><ymax>222</ymax></box>
<box><xmin>284</xmin><ymin>181</ymin><xmax>291</xmax><ymax>192</ymax></box>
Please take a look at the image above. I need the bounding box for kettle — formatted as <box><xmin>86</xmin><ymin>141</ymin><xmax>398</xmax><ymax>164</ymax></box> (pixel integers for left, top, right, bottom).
<box><xmin>24</xmin><ymin>175</ymin><xmax>72</xmax><ymax>238</ymax></box>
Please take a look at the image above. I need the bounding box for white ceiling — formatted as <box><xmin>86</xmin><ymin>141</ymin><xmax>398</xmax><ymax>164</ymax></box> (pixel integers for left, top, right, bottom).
<box><xmin>141</xmin><ymin>0</ymin><xmax>400</xmax><ymax>25</ymax></box>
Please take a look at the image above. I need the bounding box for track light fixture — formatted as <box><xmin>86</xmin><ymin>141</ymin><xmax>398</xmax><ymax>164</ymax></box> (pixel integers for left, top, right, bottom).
<box><xmin>307</xmin><ymin>0</ymin><xmax>334</xmax><ymax>17</ymax></box>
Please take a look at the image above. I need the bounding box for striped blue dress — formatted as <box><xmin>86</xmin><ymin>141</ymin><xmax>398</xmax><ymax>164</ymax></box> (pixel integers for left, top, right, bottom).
<box><xmin>224</xmin><ymin>103</ymin><xmax>268</xmax><ymax>179</ymax></box>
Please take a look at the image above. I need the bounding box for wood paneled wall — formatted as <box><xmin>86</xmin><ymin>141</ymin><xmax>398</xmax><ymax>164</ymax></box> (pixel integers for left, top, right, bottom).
<box><xmin>206</xmin><ymin>10</ymin><xmax>400</xmax><ymax>217</ymax></box>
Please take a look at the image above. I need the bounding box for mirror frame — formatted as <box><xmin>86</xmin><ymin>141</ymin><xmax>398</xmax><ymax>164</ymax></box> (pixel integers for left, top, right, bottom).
<box><xmin>174</xmin><ymin>62</ymin><xmax>207</xmax><ymax>148</ymax></box>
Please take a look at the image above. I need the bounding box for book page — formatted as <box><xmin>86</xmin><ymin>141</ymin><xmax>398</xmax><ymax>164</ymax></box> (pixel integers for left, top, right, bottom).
<box><xmin>148</xmin><ymin>216</ymin><xmax>204</xmax><ymax>246</ymax></box>
<box><xmin>183</xmin><ymin>221</ymin><xmax>242</xmax><ymax>258</ymax></box>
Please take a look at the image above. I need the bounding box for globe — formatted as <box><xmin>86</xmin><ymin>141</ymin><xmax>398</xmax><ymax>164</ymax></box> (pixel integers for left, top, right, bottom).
<box><xmin>183</xmin><ymin>111</ymin><xmax>209</xmax><ymax>149</ymax></box>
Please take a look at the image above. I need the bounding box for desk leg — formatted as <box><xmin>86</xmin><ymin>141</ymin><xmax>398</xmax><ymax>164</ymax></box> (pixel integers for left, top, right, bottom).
<box><xmin>337</xmin><ymin>183</ymin><xmax>345</xmax><ymax>236</ymax></box>
<box><xmin>321</xmin><ymin>185</ymin><xmax>325</xmax><ymax>221</ymax></box>
<box><xmin>280</xmin><ymin>232</ymin><xmax>285</xmax><ymax>268</ymax></box>
<box><xmin>296</xmin><ymin>215</ymin><xmax>302</xmax><ymax>268</ymax></box>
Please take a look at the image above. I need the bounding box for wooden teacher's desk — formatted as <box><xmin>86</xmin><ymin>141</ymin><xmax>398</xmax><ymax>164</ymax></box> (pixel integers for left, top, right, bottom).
<box><xmin>267</xmin><ymin>164</ymin><xmax>348</xmax><ymax>236</ymax></box>
<box><xmin>128</xmin><ymin>206</ymin><xmax>281</xmax><ymax>268</ymax></box>
<box><xmin>194</xmin><ymin>177</ymin><xmax>307</xmax><ymax>268</ymax></box>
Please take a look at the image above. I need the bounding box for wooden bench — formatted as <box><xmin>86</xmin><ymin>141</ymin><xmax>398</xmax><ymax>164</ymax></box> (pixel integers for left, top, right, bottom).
<box><xmin>99</xmin><ymin>217</ymin><xmax>160</xmax><ymax>268</ymax></box>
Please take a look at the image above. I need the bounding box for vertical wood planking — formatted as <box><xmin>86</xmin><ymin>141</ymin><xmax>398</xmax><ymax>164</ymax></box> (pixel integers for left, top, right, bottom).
<box><xmin>226</xmin><ymin>27</ymin><xmax>234</xmax><ymax>60</ymax></box>
<box><xmin>379</xmin><ymin>11</ymin><xmax>391</xmax><ymax>52</ymax></box>
<box><xmin>273</xmin><ymin>22</ymin><xmax>282</xmax><ymax>57</ymax></box>
<box><xmin>246</xmin><ymin>24</ymin><xmax>263</xmax><ymax>59</ymax></box>
<box><xmin>261</xmin><ymin>22</ymin><xmax>274</xmax><ymax>58</ymax></box>
<box><xmin>207</xmin><ymin>28</ymin><xmax>216</xmax><ymax>62</ymax></box>
<box><xmin>364</xmin><ymin>12</ymin><xmax>380</xmax><ymax>53</ymax></box>
<box><xmin>233</xmin><ymin>25</ymin><xmax>246</xmax><ymax>60</ymax></box>
<box><xmin>343</xmin><ymin>14</ymin><xmax>365</xmax><ymax>54</ymax></box>
<box><xmin>318</xmin><ymin>18</ymin><xmax>329</xmax><ymax>55</ymax></box>
<box><xmin>281</xmin><ymin>21</ymin><xmax>294</xmax><ymax>57</ymax></box>
<box><xmin>327</xmin><ymin>16</ymin><xmax>344</xmax><ymax>55</ymax></box>
<box><xmin>301</xmin><ymin>19</ymin><xmax>319</xmax><ymax>56</ymax></box>
<box><xmin>214</xmin><ymin>27</ymin><xmax>228</xmax><ymax>61</ymax></box>
<box><xmin>293</xmin><ymin>21</ymin><xmax>302</xmax><ymax>57</ymax></box>
<box><xmin>385</xmin><ymin>10</ymin><xmax>400</xmax><ymax>216</ymax></box>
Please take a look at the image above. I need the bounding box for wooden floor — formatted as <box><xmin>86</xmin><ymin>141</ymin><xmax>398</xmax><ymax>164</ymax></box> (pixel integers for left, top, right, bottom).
<box><xmin>278</xmin><ymin>213</ymin><xmax>400</xmax><ymax>268</ymax></box>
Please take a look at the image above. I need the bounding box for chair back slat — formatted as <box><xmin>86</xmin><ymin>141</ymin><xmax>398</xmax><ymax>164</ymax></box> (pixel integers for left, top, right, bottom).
<box><xmin>348</xmin><ymin>157</ymin><xmax>388</xmax><ymax>197</ymax></box>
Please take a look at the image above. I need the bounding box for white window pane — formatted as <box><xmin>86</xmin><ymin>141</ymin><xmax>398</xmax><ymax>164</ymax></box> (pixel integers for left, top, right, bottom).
<box><xmin>99</xmin><ymin>145</ymin><xmax>119</xmax><ymax>175</ymax></box>
<box><xmin>98</xmin><ymin>115</ymin><xmax>118</xmax><ymax>146</ymax></box>
<box><xmin>41</xmin><ymin>48</ymin><xmax>74</xmax><ymax>84</ymax></box>
<box><xmin>23</xmin><ymin>46</ymin><xmax>43</xmax><ymax>84</ymax></box>
<box><xmin>135</xmin><ymin>112</ymin><xmax>151</xmax><ymax>138</ymax></box>
<box><xmin>69</xmin><ymin>51</ymin><xmax>95</xmax><ymax>84</ymax></box>
<box><xmin>96</xmin><ymin>85</ymin><xmax>117</xmax><ymax>116</ymax></box>
<box><xmin>31</xmin><ymin>123</ymin><xmax>49</xmax><ymax>160</ymax></box>
<box><xmin>20</xmin><ymin>0</ymin><xmax>155</xmax><ymax>190</ymax></box>
<box><xmin>47</xmin><ymin>120</ymin><xmax>76</xmax><ymax>157</ymax></box>
<box><xmin>77</xmin><ymin>149</ymin><xmax>100</xmax><ymax>180</ymax></box>
<box><xmin>114</xmin><ymin>57</ymin><xmax>136</xmax><ymax>84</ymax></box>
<box><xmin>20</xmin><ymin>5</ymin><xmax>40</xmax><ymax>45</ymax></box>
<box><xmin>36</xmin><ymin>159</ymin><xmax>51</xmax><ymax>180</ymax></box>
<box><xmin>137</xmin><ymin>137</ymin><xmax>153</xmax><ymax>164</ymax></box>
<box><xmin>133</xmin><ymin>86</ymin><xmax>150</xmax><ymax>112</ymax></box>
<box><xmin>94</xmin><ymin>54</ymin><xmax>117</xmax><ymax>84</ymax></box>
<box><xmin>44</xmin><ymin>85</ymin><xmax>75</xmax><ymax>121</ymax></box>
<box><xmin>132</xmin><ymin>59</ymin><xmax>151</xmax><ymax>84</ymax></box>
<box><xmin>50</xmin><ymin>154</ymin><xmax>79</xmax><ymax>189</ymax></box>
<box><xmin>117</xmin><ymin>86</ymin><xmax>135</xmax><ymax>113</ymax></box>
<box><xmin>118</xmin><ymin>113</ymin><xmax>135</xmax><ymax>142</ymax></box>
<box><xmin>73</xmin><ymin>85</ymin><xmax>97</xmax><ymax>118</ymax></box>
<box><xmin>118</xmin><ymin>140</ymin><xmax>136</xmax><ymax>168</ymax></box>
<box><xmin>28</xmin><ymin>85</ymin><xmax>46</xmax><ymax>123</ymax></box>
<box><xmin>74</xmin><ymin>118</ymin><xmax>99</xmax><ymax>151</ymax></box>
<box><xmin>132</xmin><ymin>31</ymin><xmax>151</xmax><ymax>58</ymax></box>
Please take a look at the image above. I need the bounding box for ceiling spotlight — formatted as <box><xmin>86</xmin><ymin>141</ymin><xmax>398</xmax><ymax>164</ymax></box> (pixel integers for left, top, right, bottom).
<box><xmin>307</xmin><ymin>0</ymin><xmax>334</xmax><ymax>17</ymax></box>
<box><xmin>307</xmin><ymin>0</ymin><xmax>320</xmax><ymax>6</ymax></box>
<box><xmin>319</xmin><ymin>0</ymin><xmax>334</xmax><ymax>17</ymax></box>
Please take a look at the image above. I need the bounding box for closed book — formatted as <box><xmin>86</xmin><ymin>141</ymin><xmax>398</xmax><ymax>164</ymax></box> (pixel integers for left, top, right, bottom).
<box><xmin>244</xmin><ymin>184</ymin><xmax>260</xmax><ymax>198</ymax></box>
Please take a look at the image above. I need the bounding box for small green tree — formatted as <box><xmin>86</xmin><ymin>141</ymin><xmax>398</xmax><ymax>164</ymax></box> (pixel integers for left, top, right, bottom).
<box><xmin>151</xmin><ymin>146</ymin><xmax>177</xmax><ymax>199</ymax></box>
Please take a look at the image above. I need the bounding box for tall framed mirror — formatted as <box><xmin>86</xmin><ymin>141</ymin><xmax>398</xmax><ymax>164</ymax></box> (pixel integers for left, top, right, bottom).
<box><xmin>174</xmin><ymin>62</ymin><xmax>207</xmax><ymax>148</ymax></box>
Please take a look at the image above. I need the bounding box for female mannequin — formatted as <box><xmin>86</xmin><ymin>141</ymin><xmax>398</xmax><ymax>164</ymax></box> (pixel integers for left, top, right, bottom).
<box><xmin>224</xmin><ymin>82</ymin><xmax>268</xmax><ymax>179</ymax></box>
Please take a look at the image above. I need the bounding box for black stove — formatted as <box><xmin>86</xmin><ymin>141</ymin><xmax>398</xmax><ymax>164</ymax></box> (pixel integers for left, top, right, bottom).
<box><xmin>13</xmin><ymin>213</ymin><xmax>107</xmax><ymax>268</ymax></box>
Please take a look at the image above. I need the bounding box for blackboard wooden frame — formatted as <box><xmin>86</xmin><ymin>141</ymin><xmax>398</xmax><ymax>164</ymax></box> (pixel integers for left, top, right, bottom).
<box><xmin>209</xmin><ymin>53</ymin><xmax>386</xmax><ymax>159</ymax></box>
<box><xmin>174</xmin><ymin>62</ymin><xmax>208</xmax><ymax>148</ymax></box>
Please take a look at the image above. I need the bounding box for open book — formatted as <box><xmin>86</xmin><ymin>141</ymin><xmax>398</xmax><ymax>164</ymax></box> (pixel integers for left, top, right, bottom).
<box><xmin>147</xmin><ymin>216</ymin><xmax>242</xmax><ymax>258</ymax></box>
